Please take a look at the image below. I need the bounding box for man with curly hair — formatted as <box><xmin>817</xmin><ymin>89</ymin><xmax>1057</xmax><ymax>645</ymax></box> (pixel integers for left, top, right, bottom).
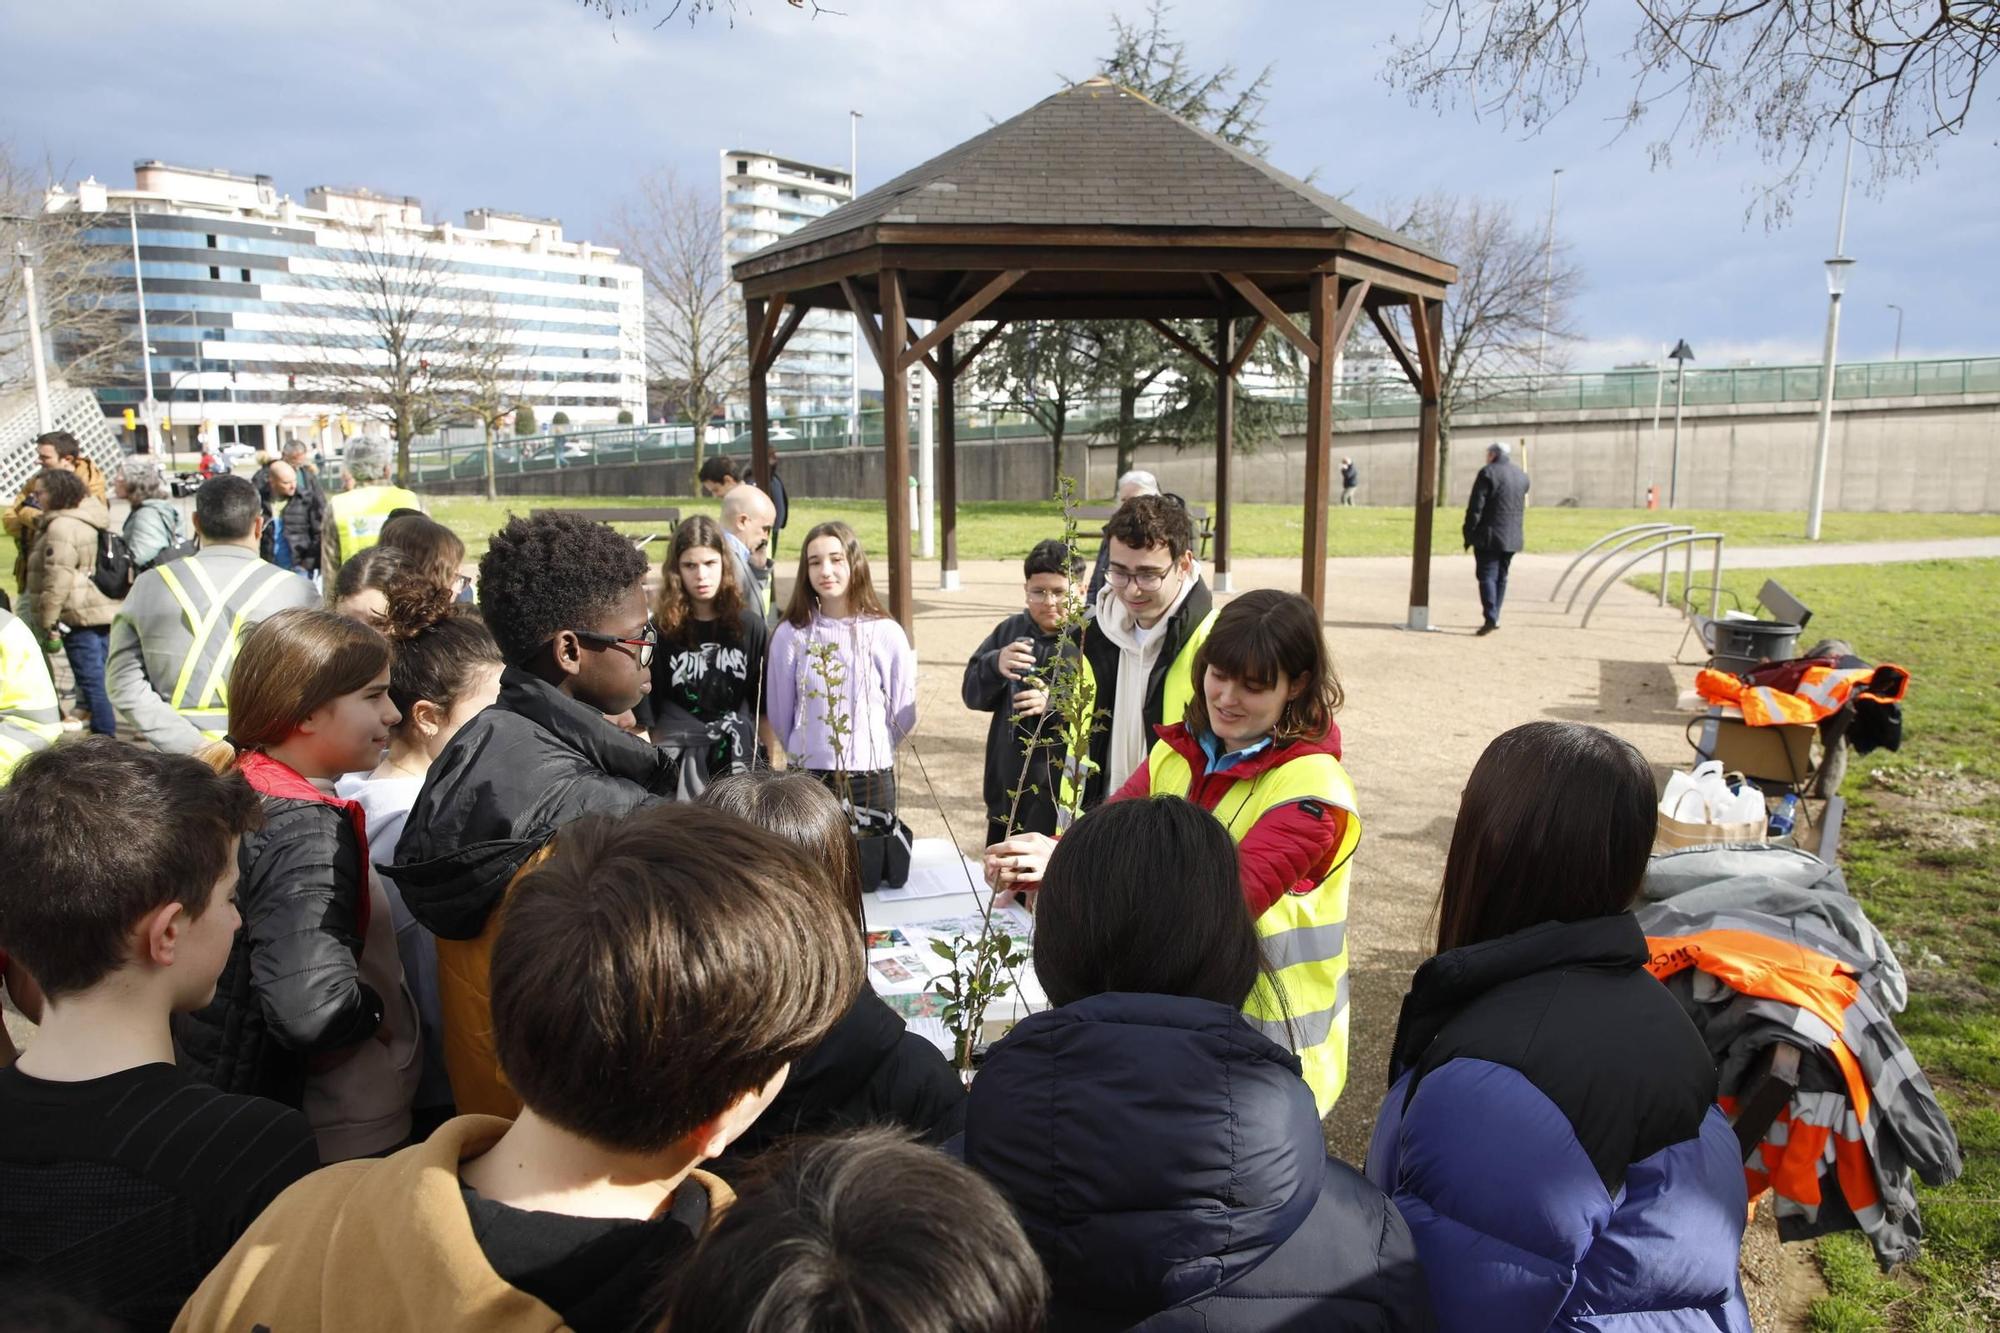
<box><xmin>390</xmin><ymin>511</ymin><xmax>677</xmax><ymax>1117</ymax></box>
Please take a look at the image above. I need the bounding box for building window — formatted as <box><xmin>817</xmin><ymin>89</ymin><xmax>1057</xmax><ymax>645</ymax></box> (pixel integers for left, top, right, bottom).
<box><xmin>209</xmin><ymin>266</ymin><xmax>221</xmax><ymax>280</ymax></box>
<box><xmin>736</xmin><ymin>159</ymin><xmax>748</xmax><ymax>174</ymax></box>
<box><xmin>206</xmin><ymin>234</ymin><xmax>217</xmax><ymax>249</ymax></box>
<box><xmin>240</xmin><ymin>268</ymin><xmax>251</xmax><ymax>283</ymax></box>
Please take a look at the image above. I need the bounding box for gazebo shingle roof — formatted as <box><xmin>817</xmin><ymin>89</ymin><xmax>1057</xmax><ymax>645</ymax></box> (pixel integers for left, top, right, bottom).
<box><xmin>758</xmin><ymin>80</ymin><xmax>1440</xmax><ymax>261</ymax></box>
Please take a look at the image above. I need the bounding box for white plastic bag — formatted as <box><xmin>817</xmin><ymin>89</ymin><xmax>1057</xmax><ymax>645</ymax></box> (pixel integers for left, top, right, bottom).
<box><xmin>1660</xmin><ymin>760</ymin><xmax>1763</xmax><ymax>823</ymax></box>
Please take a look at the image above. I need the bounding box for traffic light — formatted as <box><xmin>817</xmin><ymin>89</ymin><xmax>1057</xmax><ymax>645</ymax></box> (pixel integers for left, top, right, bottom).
<box><xmin>162</xmin><ymin>415</ymin><xmax>173</xmax><ymax>431</ymax></box>
<box><xmin>122</xmin><ymin>408</ymin><xmax>136</xmax><ymax>431</ymax></box>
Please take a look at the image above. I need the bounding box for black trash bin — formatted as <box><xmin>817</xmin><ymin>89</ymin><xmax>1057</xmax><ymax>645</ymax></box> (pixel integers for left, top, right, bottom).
<box><xmin>1706</xmin><ymin>619</ymin><xmax>1803</xmax><ymax>674</ymax></box>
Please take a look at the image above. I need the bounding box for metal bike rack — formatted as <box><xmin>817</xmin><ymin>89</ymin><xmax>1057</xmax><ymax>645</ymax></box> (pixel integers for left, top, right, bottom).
<box><xmin>1580</xmin><ymin>533</ymin><xmax>1725</xmax><ymax>628</ymax></box>
<box><xmin>1551</xmin><ymin>523</ymin><xmax>1679</xmax><ymax>602</ymax></box>
<box><xmin>1563</xmin><ymin>525</ymin><xmax>1693</xmax><ymax>615</ymax></box>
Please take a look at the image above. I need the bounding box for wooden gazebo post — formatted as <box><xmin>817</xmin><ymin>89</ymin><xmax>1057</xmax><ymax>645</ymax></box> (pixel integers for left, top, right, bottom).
<box><xmin>1213</xmin><ymin>317</ymin><xmax>1234</xmax><ymax>593</ymax></box>
<box><xmin>880</xmin><ymin>270</ymin><xmax>913</xmax><ymax>628</ymax></box>
<box><xmin>937</xmin><ymin>333</ymin><xmax>960</xmax><ymax>590</ymax></box>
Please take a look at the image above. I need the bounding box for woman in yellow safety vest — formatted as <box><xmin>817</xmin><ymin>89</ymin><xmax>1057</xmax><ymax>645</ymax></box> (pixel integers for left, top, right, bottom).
<box><xmin>988</xmin><ymin>588</ymin><xmax>1360</xmax><ymax>1114</ymax></box>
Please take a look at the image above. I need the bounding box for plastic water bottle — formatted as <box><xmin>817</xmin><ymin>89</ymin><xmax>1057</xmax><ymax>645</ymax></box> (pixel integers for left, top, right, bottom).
<box><xmin>1767</xmin><ymin>793</ymin><xmax>1799</xmax><ymax>840</ymax></box>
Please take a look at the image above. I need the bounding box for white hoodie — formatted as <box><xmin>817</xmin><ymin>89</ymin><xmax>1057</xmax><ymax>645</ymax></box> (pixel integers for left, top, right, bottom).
<box><xmin>1092</xmin><ymin>568</ymin><xmax>1199</xmax><ymax>794</ymax></box>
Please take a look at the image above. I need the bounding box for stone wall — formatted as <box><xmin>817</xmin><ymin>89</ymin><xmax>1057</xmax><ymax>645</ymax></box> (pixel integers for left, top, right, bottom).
<box><xmin>422</xmin><ymin>392</ymin><xmax>2000</xmax><ymax>512</ymax></box>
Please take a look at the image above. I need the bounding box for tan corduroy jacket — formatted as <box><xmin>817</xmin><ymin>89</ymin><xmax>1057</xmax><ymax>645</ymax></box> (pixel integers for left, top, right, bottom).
<box><xmin>26</xmin><ymin>495</ymin><xmax>121</xmax><ymax>634</ymax></box>
<box><xmin>174</xmin><ymin>1115</ymin><xmax>736</xmax><ymax>1333</ymax></box>
<box><xmin>6</xmin><ymin>456</ymin><xmax>105</xmax><ymax>589</ymax></box>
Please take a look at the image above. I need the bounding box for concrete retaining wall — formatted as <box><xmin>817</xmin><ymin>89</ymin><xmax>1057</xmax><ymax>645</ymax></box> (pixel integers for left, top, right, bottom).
<box><xmin>422</xmin><ymin>393</ymin><xmax>2000</xmax><ymax>512</ymax></box>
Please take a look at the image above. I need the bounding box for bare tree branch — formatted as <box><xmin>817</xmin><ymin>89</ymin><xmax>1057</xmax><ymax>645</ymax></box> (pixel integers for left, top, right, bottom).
<box><xmin>604</xmin><ymin>168</ymin><xmax>745</xmax><ymax>493</ymax></box>
<box><xmin>1</xmin><ymin>144</ymin><xmax>133</xmax><ymax>394</ymax></box>
<box><xmin>1386</xmin><ymin>0</ymin><xmax>1998</xmax><ymax>223</ymax></box>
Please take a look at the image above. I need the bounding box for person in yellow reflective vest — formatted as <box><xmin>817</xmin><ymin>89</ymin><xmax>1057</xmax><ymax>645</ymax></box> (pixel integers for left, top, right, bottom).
<box><xmin>323</xmin><ymin>437</ymin><xmax>421</xmax><ymax>581</ymax></box>
<box><xmin>989</xmin><ymin>589</ymin><xmax>1361</xmax><ymax>1116</ymax></box>
<box><xmin>0</xmin><ymin>602</ymin><xmax>63</xmax><ymax>783</ymax></box>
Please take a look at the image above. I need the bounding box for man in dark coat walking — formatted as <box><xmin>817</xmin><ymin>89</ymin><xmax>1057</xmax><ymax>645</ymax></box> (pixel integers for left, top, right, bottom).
<box><xmin>1462</xmin><ymin>440</ymin><xmax>1530</xmax><ymax>635</ymax></box>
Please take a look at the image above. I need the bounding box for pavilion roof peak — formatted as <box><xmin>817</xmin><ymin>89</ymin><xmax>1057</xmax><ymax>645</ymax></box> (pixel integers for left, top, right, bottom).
<box><xmin>750</xmin><ymin>79</ymin><xmax>1440</xmax><ymax>261</ymax></box>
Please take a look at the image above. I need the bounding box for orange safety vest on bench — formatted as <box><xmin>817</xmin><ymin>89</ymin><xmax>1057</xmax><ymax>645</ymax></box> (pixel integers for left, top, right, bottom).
<box><xmin>1695</xmin><ymin>664</ymin><xmax>1908</xmax><ymax>727</ymax></box>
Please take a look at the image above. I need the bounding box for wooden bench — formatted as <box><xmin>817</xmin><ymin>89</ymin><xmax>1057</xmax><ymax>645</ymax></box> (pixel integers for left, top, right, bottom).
<box><xmin>530</xmin><ymin>506</ymin><xmax>682</xmax><ymax>552</ymax></box>
<box><xmin>1681</xmin><ymin>577</ymin><xmax>1813</xmax><ymax>673</ymax></box>
<box><xmin>1075</xmin><ymin>500</ymin><xmax>1214</xmax><ymax>560</ymax></box>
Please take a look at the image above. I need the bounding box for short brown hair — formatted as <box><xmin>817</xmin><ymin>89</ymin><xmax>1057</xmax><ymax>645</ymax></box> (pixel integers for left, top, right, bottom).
<box><xmin>1183</xmin><ymin>589</ymin><xmax>1343</xmax><ymax>746</ymax></box>
<box><xmin>699</xmin><ymin>770</ymin><xmax>864</xmax><ymax>930</ymax></box>
<box><xmin>213</xmin><ymin>608</ymin><xmax>391</xmax><ymax>766</ymax></box>
<box><xmin>1435</xmin><ymin>721</ymin><xmax>1657</xmax><ymax>954</ymax></box>
<box><xmin>35</xmin><ymin>430</ymin><xmax>81</xmax><ymax>459</ymax></box>
<box><xmin>32</xmin><ymin>467</ymin><xmax>86</xmax><ymax>513</ymax></box>
<box><xmin>491</xmin><ymin>804</ymin><xmax>862</xmax><ymax>1153</ymax></box>
<box><xmin>660</xmin><ymin>1129</ymin><xmax>1047</xmax><ymax>1333</ymax></box>
<box><xmin>1103</xmin><ymin>494</ymin><xmax>1195</xmax><ymax>562</ymax></box>
<box><xmin>0</xmin><ymin>738</ymin><xmax>262</xmax><ymax>998</ymax></box>
<box><xmin>378</xmin><ymin>513</ymin><xmax>467</xmax><ymax>589</ymax></box>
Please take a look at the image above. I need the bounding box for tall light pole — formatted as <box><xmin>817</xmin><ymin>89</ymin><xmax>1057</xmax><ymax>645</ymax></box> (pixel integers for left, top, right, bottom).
<box><xmin>14</xmin><ymin>241</ymin><xmax>53</xmax><ymax>433</ymax></box>
<box><xmin>848</xmin><ymin>109</ymin><xmax>863</xmax><ymax>449</ymax></box>
<box><xmin>1886</xmin><ymin>303</ymin><xmax>1903</xmax><ymax>360</ymax></box>
<box><xmin>127</xmin><ymin>206</ymin><xmax>161</xmax><ymax>450</ymax></box>
<box><xmin>1806</xmin><ymin>137</ymin><xmax>1856</xmax><ymax>542</ymax></box>
<box><xmin>1535</xmin><ymin>167</ymin><xmax>1563</xmax><ymax>383</ymax></box>
<box><xmin>1667</xmin><ymin>339</ymin><xmax>1694</xmax><ymax>508</ymax></box>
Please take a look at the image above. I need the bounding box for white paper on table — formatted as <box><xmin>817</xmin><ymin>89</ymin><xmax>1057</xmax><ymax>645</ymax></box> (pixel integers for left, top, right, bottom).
<box><xmin>907</xmin><ymin>1016</ymin><xmax>952</xmax><ymax>1056</ymax></box>
<box><xmin>873</xmin><ymin>836</ymin><xmax>988</xmax><ymax>902</ymax></box>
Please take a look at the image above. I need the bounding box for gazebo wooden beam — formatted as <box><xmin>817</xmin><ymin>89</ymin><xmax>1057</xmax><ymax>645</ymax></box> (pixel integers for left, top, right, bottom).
<box><xmin>897</xmin><ymin>269</ymin><xmax>1026</xmax><ymax>372</ymax></box>
<box><xmin>838</xmin><ymin>277</ymin><xmax>891</xmax><ymax>376</ymax></box>
<box><xmin>756</xmin><ymin>301</ymin><xmax>810</xmax><ymax>376</ymax></box>
<box><xmin>1214</xmin><ymin>316</ymin><xmax>1235</xmax><ymax>593</ymax></box>
<box><xmin>901</xmin><ymin>320</ymin><xmax>941</xmax><ymax>379</ymax></box>
<box><xmin>939</xmin><ymin>333</ymin><xmax>960</xmax><ymax>587</ymax></box>
<box><xmin>1299</xmin><ymin>277</ymin><xmax>1373</xmax><ymax>614</ymax></box>
<box><xmin>1222</xmin><ymin>273</ymin><xmax>1318</xmax><ymax>362</ymax></box>
<box><xmin>744</xmin><ymin>296</ymin><xmax>772</xmax><ymax>490</ymax></box>
<box><xmin>880</xmin><ymin>269</ymin><xmax>915</xmax><ymax>635</ymax></box>
<box><xmin>1408</xmin><ymin>293</ymin><xmax>1444</xmax><ymax>631</ymax></box>
<box><xmin>1366</xmin><ymin>304</ymin><xmax>1423</xmax><ymax>390</ymax></box>
<box><xmin>747</xmin><ymin>293</ymin><xmax>789</xmax><ymax>378</ymax></box>
<box><xmin>1144</xmin><ymin>318</ymin><xmax>1220</xmax><ymax>374</ymax></box>
<box><xmin>951</xmin><ymin>320</ymin><xmax>1010</xmax><ymax>381</ymax></box>
<box><xmin>1225</xmin><ymin>315</ymin><xmax>1268</xmax><ymax>378</ymax></box>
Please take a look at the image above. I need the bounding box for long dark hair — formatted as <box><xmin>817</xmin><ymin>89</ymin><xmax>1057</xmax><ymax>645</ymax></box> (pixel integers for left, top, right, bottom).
<box><xmin>659</xmin><ymin>515</ymin><xmax>745</xmax><ymax>646</ymax></box>
<box><xmin>1034</xmin><ymin>797</ymin><xmax>1265</xmax><ymax>1009</ymax></box>
<box><xmin>1435</xmin><ymin>721</ymin><xmax>1658</xmax><ymax>955</ymax></box>
<box><xmin>1184</xmin><ymin>589</ymin><xmax>1342</xmax><ymax>747</ymax></box>
<box><xmin>782</xmin><ymin>521</ymin><xmax>888</xmax><ymax>628</ymax></box>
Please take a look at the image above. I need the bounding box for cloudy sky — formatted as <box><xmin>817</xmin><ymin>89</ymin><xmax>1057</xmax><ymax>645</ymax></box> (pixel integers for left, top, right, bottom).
<box><xmin>4</xmin><ymin>0</ymin><xmax>1992</xmax><ymax>374</ymax></box>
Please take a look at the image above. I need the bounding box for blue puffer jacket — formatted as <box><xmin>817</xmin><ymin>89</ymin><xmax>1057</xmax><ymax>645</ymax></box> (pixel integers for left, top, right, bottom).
<box><xmin>1365</xmin><ymin>914</ymin><xmax>1752</xmax><ymax>1333</ymax></box>
<box><xmin>961</xmin><ymin>992</ymin><xmax>1434</xmax><ymax>1332</ymax></box>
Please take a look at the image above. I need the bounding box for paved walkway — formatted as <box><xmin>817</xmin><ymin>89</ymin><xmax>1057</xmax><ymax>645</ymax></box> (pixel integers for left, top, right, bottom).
<box><xmin>892</xmin><ymin>549</ymin><xmax>1716</xmax><ymax>1160</ymax></box>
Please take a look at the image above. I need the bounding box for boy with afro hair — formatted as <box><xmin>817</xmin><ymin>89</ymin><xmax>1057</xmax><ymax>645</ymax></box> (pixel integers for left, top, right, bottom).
<box><xmin>390</xmin><ymin>511</ymin><xmax>677</xmax><ymax>1117</ymax></box>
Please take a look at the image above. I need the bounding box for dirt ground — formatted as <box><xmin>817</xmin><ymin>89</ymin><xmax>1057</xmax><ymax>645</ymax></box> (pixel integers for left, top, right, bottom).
<box><xmin>878</xmin><ymin>546</ymin><xmax>1817</xmax><ymax>1331</ymax></box>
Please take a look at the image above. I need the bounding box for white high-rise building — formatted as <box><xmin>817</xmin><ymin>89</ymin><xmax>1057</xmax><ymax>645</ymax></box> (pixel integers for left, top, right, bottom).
<box><xmin>720</xmin><ymin>149</ymin><xmax>854</xmax><ymax>422</ymax></box>
<box><xmin>42</xmin><ymin>161</ymin><xmax>646</xmax><ymax>454</ymax></box>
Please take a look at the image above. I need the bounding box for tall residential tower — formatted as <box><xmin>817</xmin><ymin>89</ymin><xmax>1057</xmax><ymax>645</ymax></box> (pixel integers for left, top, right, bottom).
<box><xmin>719</xmin><ymin>149</ymin><xmax>854</xmax><ymax>422</ymax></box>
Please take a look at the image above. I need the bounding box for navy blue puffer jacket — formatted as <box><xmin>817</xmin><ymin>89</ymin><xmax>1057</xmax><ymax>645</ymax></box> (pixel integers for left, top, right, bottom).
<box><xmin>961</xmin><ymin>992</ymin><xmax>1433</xmax><ymax>1332</ymax></box>
<box><xmin>1366</xmin><ymin>914</ymin><xmax>1751</xmax><ymax>1333</ymax></box>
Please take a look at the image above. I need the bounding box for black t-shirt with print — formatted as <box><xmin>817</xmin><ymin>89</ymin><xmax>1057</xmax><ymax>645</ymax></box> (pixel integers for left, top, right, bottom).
<box><xmin>646</xmin><ymin>607</ymin><xmax>768</xmax><ymax>779</ymax></box>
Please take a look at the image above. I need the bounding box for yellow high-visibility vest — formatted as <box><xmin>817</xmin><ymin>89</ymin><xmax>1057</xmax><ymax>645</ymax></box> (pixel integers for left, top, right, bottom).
<box><xmin>1058</xmin><ymin>608</ymin><xmax>1218</xmax><ymax>820</ymax></box>
<box><xmin>0</xmin><ymin>608</ymin><xmax>62</xmax><ymax>783</ymax></box>
<box><xmin>330</xmin><ymin>485</ymin><xmax>421</xmax><ymax>560</ymax></box>
<box><xmin>153</xmin><ymin>559</ymin><xmax>303</xmax><ymax>742</ymax></box>
<box><xmin>1146</xmin><ymin>739</ymin><xmax>1362</xmax><ymax>1117</ymax></box>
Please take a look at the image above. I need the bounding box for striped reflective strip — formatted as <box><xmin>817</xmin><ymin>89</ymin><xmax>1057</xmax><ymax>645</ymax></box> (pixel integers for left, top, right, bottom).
<box><xmin>158</xmin><ymin>559</ymin><xmax>274</xmax><ymax>711</ymax></box>
<box><xmin>1263</xmin><ymin>919</ymin><xmax>1347</xmax><ymax>973</ymax></box>
<box><xmin>1249</xmin><ymin>971</ymin><xmax>1350</xmax><ymax>1049</ymax></box>
<box><xmin>191</xmin><ymin>567</ymin><xmax>300</xmax><ymax>711</ymax></box>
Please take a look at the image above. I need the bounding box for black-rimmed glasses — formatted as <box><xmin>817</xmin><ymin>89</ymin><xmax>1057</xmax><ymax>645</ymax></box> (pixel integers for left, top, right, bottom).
<box><xmin>571</xmin><ymin>622</ymin><xmax>657</xmax><ymax>668</ymax></box>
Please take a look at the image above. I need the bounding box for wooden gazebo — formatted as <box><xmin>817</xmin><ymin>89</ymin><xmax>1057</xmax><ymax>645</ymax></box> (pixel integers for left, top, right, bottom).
<box><xmin>732</xmin><ymin>79</ymin><xmax>1457</xmax><ymax>638</ymax></box>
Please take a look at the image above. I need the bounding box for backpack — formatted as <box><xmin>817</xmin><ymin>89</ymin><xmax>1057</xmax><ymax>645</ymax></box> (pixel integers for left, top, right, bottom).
<box><xmin>90</xmin><ymin>528</ymin><xmax>136</xmax><ymax>599</ymax></box>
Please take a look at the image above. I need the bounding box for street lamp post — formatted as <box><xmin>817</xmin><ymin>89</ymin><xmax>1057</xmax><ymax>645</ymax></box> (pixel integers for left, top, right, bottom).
<box><xmin>1667</xmin><ymin>339</ymin><xmax>1694</xmax><ymax>508</ymax></box>
<box><xmin>1535</xmin><ymin>167</ymin><xmax>1563</xmax><ymax>384</ymax></box>
<box><xmin>2</xmin><ymin>213</ymin><xmax>56</xmax><ymax>433</ymax></box>
<box><xmin>1887</xmin><ymin>303</ymin><xmax>1904</xmax><ymax>361</ymax></box>
<box><xmin>129</xmin><ymin>206</ymin><xmax>159</xmax><ymax>449</ymax></box>
<box><xmin>848</xmin><ymin>109</ymin><xmax>863</xmax><ymax>450</ymax></box>
<box><xmin>1807</xmin><ymin>138</ymin><xmax>1857</xmax><ymax>542</ymax></box>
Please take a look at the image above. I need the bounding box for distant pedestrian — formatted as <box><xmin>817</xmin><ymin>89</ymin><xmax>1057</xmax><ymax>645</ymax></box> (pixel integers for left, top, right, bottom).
<box><xmin>23</xmin><ymin>468</ymin><xmax>120</xmax><ymax>736</ymax></box>
<box><xmin>323</xmin><ymin>437</ymin><xmax>421</xmax><ymax>581</ymax></box>
<box><xmin>1085</xmin><ymin>469</ymin><xmax>1161</xmax><ymax>605</ymax></box>
<box><xmin>697</xmin><ymin>453</ymin><xmax>743</xmax><ymax>498</ymax></box>
<box><xmin>1340</xmin><ymin>456</ymin><xmax>1359</xmax><ymax>506</ymax></box>
<box><xmin>1462</xmin><ymin>440</ymin><xmax>1530</xmax><ymax>635</ymax></box>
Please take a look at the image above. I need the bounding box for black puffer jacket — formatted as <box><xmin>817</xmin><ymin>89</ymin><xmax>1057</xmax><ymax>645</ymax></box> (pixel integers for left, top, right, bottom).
<box><xmin>961</xmin><ymin>993</ymin><xmax>1434</xmax><ymax>1332</ymax></box>
<box><xmin>718</xmin><ymin>990</ymin><xmax>965</xmax><ymax>1178</ymax></box>
<box><xmin>391</xmin><ymin>668</ymin><xmax>678</xmax><ymax>940</ymax></box>
<box><xmin>176</xmin><ymin>760</ymin><xmax>385</xmax><ymax>1107</ymax></box>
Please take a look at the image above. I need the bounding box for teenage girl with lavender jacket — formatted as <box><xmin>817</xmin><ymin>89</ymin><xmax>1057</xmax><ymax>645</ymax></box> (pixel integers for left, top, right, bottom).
<box><xmin>766</xmin><ymin>521</ymin><xmax>917</xmax><ymax>883</ymax></box>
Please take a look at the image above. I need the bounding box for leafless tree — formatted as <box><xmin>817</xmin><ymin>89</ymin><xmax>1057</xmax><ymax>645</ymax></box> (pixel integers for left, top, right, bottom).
<box><xmin>1375</xmin><ymin>192</ymin><xmax>1584</xmax><ymax>499</ymax></box>
<box><xmin>604</xmin><ymin>168</ymin><xmax>744</xmax><ymax>494</ymax></box>
<box><xmin>968</xmin><ymin>321</ymin><xmax>1106</xmax><ymax>483</ymax></box>
<box><xmin>0</xmin><ymin>144</ymin><xmax>131</xmax><ymax>394</ymax></box>
<box><xmin>1386</xmin><ymin>0</ymin><xmax>1999</xmax><ymax>223</ymax></box>
<box><xmin>454</xmin><ymin>299</ymin><xmax>536</xmax><ymax>501</ymax></box>
<box><xmin>287</xmin><ymin>226</ymin><xmax>464</xmax><ymax>485</ymax></box>
<box><xmin>574</xmin><ymin>0</ymin><xmax>843</xmax><ymax>28</ymax></box>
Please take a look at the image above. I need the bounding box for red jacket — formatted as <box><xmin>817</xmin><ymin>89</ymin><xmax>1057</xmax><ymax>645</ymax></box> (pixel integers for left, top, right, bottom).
<box><xmin>1109</xmin><ymin>722</ymin><xmax>1348</xmax><ymax>919</ymax></box>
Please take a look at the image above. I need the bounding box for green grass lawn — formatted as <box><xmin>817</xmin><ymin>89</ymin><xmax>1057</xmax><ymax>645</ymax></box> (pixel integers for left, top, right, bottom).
<box><xmin>1654</xmin><ymin>561</ymin><xmax>2000</xmax><ymax>1331</ymax></box>
<box><xmin>415</xmin><ymin>496</ymin><xmax>2000</xmax><ymax>568</ymax></box>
